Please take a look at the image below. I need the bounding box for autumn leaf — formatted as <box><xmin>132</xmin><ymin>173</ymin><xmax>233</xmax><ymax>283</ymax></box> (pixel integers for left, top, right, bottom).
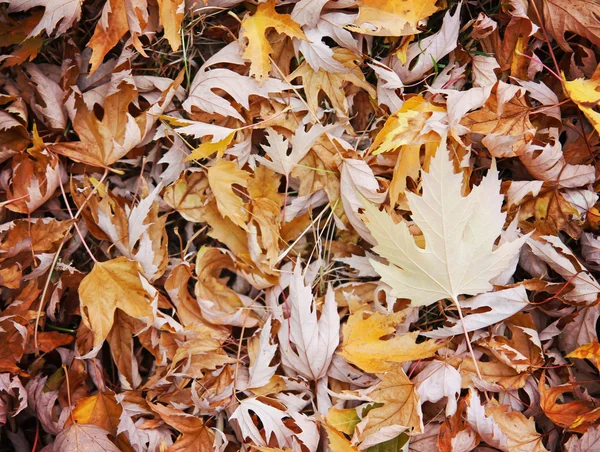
<box><xmin>563</xmin><ymin>68</ymin><xmax>600</xmax><ymax>134</ymax></box>
<box><xmin>158</xmin><ymin>0</ymin><xmax>185</xmax><ymax>51</ymax></box>
<box><xmin>88</xmin><ymin>0</ymin><xmax>148</xmax><ymax>74</ymax></box>
<box><xmin>52</xmin><ymin>423</ymin><xmax>120</xmax><ymax>451</ymax></box>
<box><xmin>539</xmin><ymin>372</ymin><xmax>600</xmax><ymax>433</ymax></box>
<box><xmin>207</xmin><ymin>159</ymin><xmax>250</xmax><ymax>230</ymax></box>
<box><xmin>349</xmin><ymin>0</ymin><xmax>439</xmax><ymax>36</ymax></box>
<box><xmin>78</xmin><ymin>257</ymin><xmax>154</xmax><ymax>353</ymax></box>
<box><xmin>339</xmin><ymin>309</ymin><xmax>441</xmax><ymax>373</ymax></box>
<box><xmin>69</xmin><ymin>392</ymin><xmax>122</xmax><ymax>437</ymax></box>
<box><xmin>356</xmin><ymin>368</ymin><xmax>424</xmax><ymax>442</ymax></box>
<box><xmin>241</xmin><ymin>0</ymin><xmax>306</xmax><ymax>82</ymax></box>
<box><xmin>567</xmin><ymin>341</ymin><xmax>600</xmax><ymax>370</ymax></box>
<box><xmin>150</xmin><ymin>402</ymin><xmax>215</xmax><ymax>451</ymax></box>
<box><xmin>363</xmin><ymin>146</ymin><xmax>528</xmax><ymax>307</ymax></box>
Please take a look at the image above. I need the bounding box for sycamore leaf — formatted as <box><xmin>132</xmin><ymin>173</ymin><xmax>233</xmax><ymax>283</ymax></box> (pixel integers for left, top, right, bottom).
<box><xmin>88</xmin><ymin>0</ymin><xmax>148</xmax><ymax>74</ymax></box>
<box><xmin>339</xmin><ymin>310</ymin><xmax>441</xmax><ymax>373</ymax></box>
<box><xmin>290</xmin><ymin>48</ymin><xmax>376</xmax><ymax>123</ymax></box>
<box><xmin>240</xmin><ymin>0</ymin><xmax>306</xmax><ymax>82</ymax></box>
<box><xmin>207</xmin><ymin>160</ymin><xmax>250</xmax><ymax>230</ymax></box>
<box><xmin>485</xmin><ymin>401</ymin><xmax>548</xmax><ymax>452</ymax></box>
<box><xmin>78</xmin><ymin>257</ymin><xmax>153</xmax><ymax>352</ymax></box>
<box><xmin>348</xmin><ymin>0</ymin><xmax>439</xmax><ymax>36</ymax></box>
<box><xmin>256</xmin><ymin>125</ymin><xmax>331</xmax><ymax>177</ymax></box>
<box><xmin>183</xmin><ymin>69</ymin><xmax>293</xmax><ymax>121</ymax></box>
<box><xmin>52</xmin><ymin>423</ymin><xmax>121</xmax><ymax>452</ymax></box>
<box><xmin>278</xmin><ymin>263</ymin><xmax>339</xmax><ymax>380</ymax></box>
<box><xmin>50</xmin><ymin>83</ymin><xmax>143</xmax><ymax>168</ymax></box>
<box><xmin>414</xmin><ymin>360</ymin><xmax>461</xmax><ymax>416</ymax></box>
<box><xmin>363</xmin><ymin>146</ymin><xmax>528</xmax><ymax>307</ymax></box>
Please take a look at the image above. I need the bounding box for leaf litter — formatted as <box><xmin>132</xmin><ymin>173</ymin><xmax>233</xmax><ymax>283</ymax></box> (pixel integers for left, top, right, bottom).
<box><xmin>1</xmin><ymin>0</ymin><xmax>600</xmax><ymax>450</ymax></box>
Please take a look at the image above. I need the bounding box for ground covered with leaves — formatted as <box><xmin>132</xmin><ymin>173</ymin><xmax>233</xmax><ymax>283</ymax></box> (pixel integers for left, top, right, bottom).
<box><xmin>2</xmin><ymin>0</ymin><xmax>600</xmax><ymax>450</ymax></box>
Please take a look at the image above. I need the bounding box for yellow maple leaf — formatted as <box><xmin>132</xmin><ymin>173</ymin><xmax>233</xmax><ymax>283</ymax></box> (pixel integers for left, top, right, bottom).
<box><xmin>158</xmin><ymin>0</ymin><xmax>185</xmax><ymax>51</ymax></box>
<box><xmin>563</xmin><ymin>68</ymin><xmax>600</xmax><ymax>134</ymax></box>
<box><xmin>339</xmin><ymin>309</ymin><xmax>441</xmax><ymax>373</ymax></box>
<box><xmin>208</xmin><ymin>159</ymin><xmax>250</xmax><ymax>230</ymax></box>
<box><xmin>567</xmin><ymin>340</ymin><xmax>600</xmax><ymax>370</ymax></box>
<box><xmin>241</xmin><ymin>0</ymin><xmax>306</xmax><ymax>82</ymax></box>
<box><xmin>349</xmin><ymin>0</ymin><xmax>439</xmax><ymax>36</ymax></box>
<box><xmin>185</xmin><ymin>132</ymin><xmax>235</xmax><ymax>162</ymax></box>
<box><xmin>323</xmin><ymin>423</ymin><xmax>359</xmax><ymax>452</ymax></box>
<box><xmin>78</xmin><ymin>257</ymin><xmax>154</xmax><ymax>351</ymax></box>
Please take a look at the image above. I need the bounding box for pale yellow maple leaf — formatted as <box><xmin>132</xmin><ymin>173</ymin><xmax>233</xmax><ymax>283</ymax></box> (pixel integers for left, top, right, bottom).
<box><xmin>363</xmin><ymin>147</ymin><xmax>528</xmax><ymax>307</ymax></box>
<box><xmin>207</xmin><ymin>159</ymin><xmax>250</xmax><ymax>231</ymax></box>
<box><xmin>339</xmin><ymin>309</ymin><xmax>441</xmax><ymax>373</ymax></box>
<box><xmin>78</xmin><ymin>257</ymin><xmax>153</xmax><ymax>351</ymax></box>
<box><xmin>241</xmin><ymin>0</ymin><xmax>306</xmax><ymax>82</ymax></box>
<box><xmin>349</xmin><ymin>0</ymin><xmax>439</xmax><ymax>36</ymax></box>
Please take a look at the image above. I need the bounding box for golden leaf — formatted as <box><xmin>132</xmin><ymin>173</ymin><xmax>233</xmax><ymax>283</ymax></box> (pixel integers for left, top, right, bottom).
<box><xmin>241</xmin><ymin>0</ymin><xmax>306</xmax><ymax>82</ymax></box>
<box><xmin>339</xmin><ymin>310</ymin><xmax>441</xmax><ymax>373</ymax></box>
<box><xmin>207</xmin><ymin>159</ymin><xmax>250</xmax><ymax>230</ymax></box>
<box><xmin>349</xmin><ymin>0</ymin><xmax>439</xmax><ymax>36</ymax></box>
<box><xmin>78</xmin><ymin>257</ymin><xmax>154</xmax><ymax>350</ymax></box>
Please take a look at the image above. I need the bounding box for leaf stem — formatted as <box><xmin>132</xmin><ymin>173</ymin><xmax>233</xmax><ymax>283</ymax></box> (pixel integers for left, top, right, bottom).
<box><xmin>452</xmin><ymin>296</ymin><xmax>489</xmax><ymax>401</ymax></box>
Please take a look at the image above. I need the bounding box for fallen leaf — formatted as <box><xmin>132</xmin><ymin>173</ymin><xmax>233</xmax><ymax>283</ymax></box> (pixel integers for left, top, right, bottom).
<box><xmin>78</xmin><ymin>257</ymin><xmax>154</xmax><ymax>353</ymax></box>
<box><xmin>348</xmin><ymin>0</ymin><xmax>438</xmax><ymax>36</ymax></box>
<box><xmin>339</xmin><ymin>309</ymin><xmax>441</xmax><ymax>373</ymax></box>
<box><xmin>363</xmin><ymin>146</ymin><xmax>528</xmax><ymax>307</ymax></box>
<box><xmin>240</xmin><ymin>0</ymin><xmax>306</xmax><ymax>82</ymax></box>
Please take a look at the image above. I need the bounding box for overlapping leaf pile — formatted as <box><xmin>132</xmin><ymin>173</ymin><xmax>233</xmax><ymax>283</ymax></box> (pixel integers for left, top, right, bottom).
<box><xmin>2</xmin><ymin>0</ymin><xmax>600</xmax><ymax>450</ymax></box>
